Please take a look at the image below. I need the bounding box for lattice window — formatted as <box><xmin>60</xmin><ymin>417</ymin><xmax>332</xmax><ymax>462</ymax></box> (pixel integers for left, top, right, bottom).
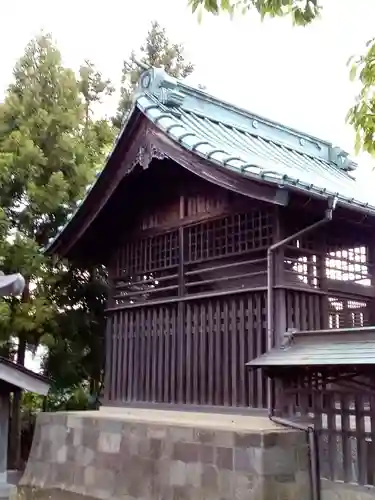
<box><xmin>284</xmin><ymin>235</ymin><xmax>372</xmax><ymax>291</ymax></box>
<box><xmin>326</xmin><ymin>246</ymin><xmax>370</xmax><ymax>285</ymax></box>
<box><xmin>111</xmin><ymin>231</ymin><xmax>179</xmax><ymax>304</ymax></box>
<box><xmin>119</xmin><ymin>231</ymin><xmax>179</xmax><ymax>274</ymax></box>
<box><xmin>186</xmin><ymin>209</ymin><xmax>273</xmax><ymax>263</ymax></box>
<box><xmin>284</xmin><ymin>254</ymin><xmax>319</xmax><ymax>288</ymax></box>
<box><xmin>328</xmin><ymin>296</ymin><xmax>369</xmax><ymax>329</ymax></box>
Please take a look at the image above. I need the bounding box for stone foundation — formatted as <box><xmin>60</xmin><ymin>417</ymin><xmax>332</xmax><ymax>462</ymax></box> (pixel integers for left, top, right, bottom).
<box><xmin>19</xmin><ymin>408</ymin><xmax>311</xmax><ymax>500</ymax></box>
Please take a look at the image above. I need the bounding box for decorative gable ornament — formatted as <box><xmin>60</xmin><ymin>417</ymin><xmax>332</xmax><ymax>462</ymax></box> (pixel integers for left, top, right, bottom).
<box><xmin>329</xmin><ymin>146</ymin><xmax>358</xmax><ymax>172</ymax></box>
<box><xmin>134</xmin><ymin>67</ymin><xmax>185</xmax><ymax>109</ymax></box>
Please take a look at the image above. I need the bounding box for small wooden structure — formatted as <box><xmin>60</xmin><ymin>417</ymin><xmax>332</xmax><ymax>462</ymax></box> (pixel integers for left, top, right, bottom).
<box><xmin>47</xmin><ymin>67</ymin><xmax>375</xmax><ymax>491</ymax></box>
<box><xmin>0</xmin><ymin>272</ymin><xmax>50</xmax><ymax>496</ymax></box>
<box><xmin>0</xmin><ymin>357</ymin><xmax>49</xmax><ymax>490</ymax></box>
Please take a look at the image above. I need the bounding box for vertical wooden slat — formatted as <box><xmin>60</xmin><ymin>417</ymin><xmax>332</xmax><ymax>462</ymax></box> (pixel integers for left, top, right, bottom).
<box><xmin>116</xmin><ymin>311</ymin><xmax>123</xmax><ymax>402</ymax></box>
<box><xmin>170</xmin><ymin>306</ymin><xmax>177</xmax><ymax>403</ymax></box>
<box><xmin>341</xmin><ymin>392</ymin><xmax>352</xmax><ymax>482</ymax></box>
<box><xmin>144</xmin><ymin>308</ymin><xmax>152</xmax><ymax>401</ymax></box>
<box><xmin>151</xmin><ymin>308</ymin><xmax>158</xmax><ymax>401</ymax></box>
<box><xmin>214</xmin><ymin>300</ymin><xmax>222</xmax><ymax>405</ymax></box>
<box><xmin>199</xmin><ymin>303</ymin><xmax>207</xmax><ymax>404</ymax></box>
<box><xmin>223</xmin><ymin>300</ymin><xmax>230</xmax><ymax>406</ymax></box>
<box><xmin>300</xmin><ymin>293</ymin><xmax>308</xmax><ymax>330</ymax></box>
<box><xmin>307</xmin><ymin>294</ymin><xmax>314</xmax><ymax>330</ymax></box>
<box><xmin>247</xmin><ymin>295</ymin><xmax>255</xmax><ymax>407</ymax></box>
<box><xmin>261</xmin><ymin>292</ymin><xmax>268</xmax><ymax>406</ymax></box>
<box><xmin>139</xmin><ymin>308</ymin><xmax>146</xmax><ymax>401</ymax></box>
<box><xmin>127</xmin><ymin>311</ymin><xmax>134</xmax><ymax>401</ymax></box>
<box><xmin>192</xmin><ymin>304</ymin><xmax>199</xmax><ymax>404</ymax></box>
<box><xmin>255</xmin><ymin>293</ymin><xmax>263</xmax><ymax>407</ymax></box>
<box><xmin>207</xmin><ymin>300</ymin><xmax>214</xmax><ymax>405</ymax></box>
<box><xmin>230</xmin><ymin>298</ymin><xmax>238</xmax><ymax>406</ymax></box>
<box><xmin>314</xmin><ymin>294</ymin><xmax>321</xmax><ymax>330</ymax></box>
<box><xmin>133</xmin><ymin>310</ymin><xmax>140</xmax><ymax>400</ymax></box>
<box><xmin>186</xmin><ymin>303</ymin><xmax>192</xmax><ymax>403</ymax></box>
<box><xmin>238</xmin><ymin>296</ymin><xmax>246</xmax><ymax>406</ymax></box>
<box><xmin>111</xmin><ymin>313</ymin><xmax>118</xmax><ymax>401</ymax></box>
<box><xmin>294</xmin><ymin>292</ymin><xmax>301</xmax><ymax>330</ymax></box>
<box><xmin>326</xmin><ymin>391</ymin><xmax>336</xmax><ymax>480</ymax></box>
<box><xmin>286</xmin><ymin>291</ymin><xmax>293</xmax><ymax>329</ymax></box>
<box><xmin>177</xmin><ymin>302</ymin><xmax>185</xmax><ymax>403</ymax></box>
<box><xmin>122</xmin><ymin>311</ymin><xmax>129</xmax><ymax>401</ymax></box>
<box><xmin>164</xmin><ymin>306</ymin><xmax>171</xmax><ymax>403</ymax></box>
<box><xmin>157</xmin><ymin>308</ymin><xmax>164</xmax><ymax>402</ymax></box>
<box><xmin>104</xmin><ymin>315</ymin><xmax>112</xmax><ymax>402</ymax></box>
<box><xmin>355</xmin><ymin>393</ymin><xmax>367</xmax><ymax>485</ymax></box>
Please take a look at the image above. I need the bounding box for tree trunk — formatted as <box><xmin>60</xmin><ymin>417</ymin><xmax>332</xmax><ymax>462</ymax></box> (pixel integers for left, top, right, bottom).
<box><xmin>9</xmin><ymin>337</ymin><xmax>26</xmax><ymax>470</ymax></box>
<box><xmin>9</xmin><ymin>282</ymin><xmax>29</xmax><ymax>470</ymax></box>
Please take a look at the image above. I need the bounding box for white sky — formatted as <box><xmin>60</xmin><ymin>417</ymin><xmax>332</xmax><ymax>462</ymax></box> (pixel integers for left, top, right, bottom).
<box><xmin>2</xmin><ymin>0</ymin><xmax>375</xmax><ymax>369</ymax></box>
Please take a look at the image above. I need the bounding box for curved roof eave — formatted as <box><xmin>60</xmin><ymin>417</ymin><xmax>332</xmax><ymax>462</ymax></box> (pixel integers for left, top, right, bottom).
<box><xmin>45</xmin><ymin>105</ymin><xmax>143</xmax><ymax>257</ymax></box>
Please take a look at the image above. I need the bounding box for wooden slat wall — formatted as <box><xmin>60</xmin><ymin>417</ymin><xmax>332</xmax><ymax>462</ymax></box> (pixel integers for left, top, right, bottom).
<box><xmin>106</xmin><ymin>290</ymin><xmax>267</xmax><ymax>407</ymax></box>
<box><xmin>285</xmin><ymin>290</ymin><xmax>323</xmax><ymax>331</ymax></box>
<box><xmin>283</xmin><ymin>373</ymin><xmax>375</xmax><ymax>487</ymax></box>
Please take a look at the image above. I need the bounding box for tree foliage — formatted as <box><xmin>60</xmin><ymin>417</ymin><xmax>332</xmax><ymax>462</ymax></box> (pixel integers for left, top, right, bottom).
<box><xmin>113</xmin><ymin>21</ymin><xmax>194</xmax><ymax>128</ymax></box>
<box><xmin>347</xmin><ymin>40</ymin><xmax>375</xmax><ymax>156</ymax></box>
<box><xmin>188</xmin><ymin>0</ymin><xmax>321</xmax><ymax>25</ymax></box>
<box><xmin>0</xmin><ymin>33</ymin><xmax>113</xmax><ymax>352</ymax></box>
<box><xmin>43</xmin><ymin>265</ymin><xmax>108</xmax><ymax>395</ymax></box>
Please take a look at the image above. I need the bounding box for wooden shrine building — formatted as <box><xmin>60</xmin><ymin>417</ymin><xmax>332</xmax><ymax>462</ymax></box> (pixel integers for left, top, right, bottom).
<box><xmin>47</xmin><ymin>67</ymin><xmax>375</xmax><ymax>490</ymax></box>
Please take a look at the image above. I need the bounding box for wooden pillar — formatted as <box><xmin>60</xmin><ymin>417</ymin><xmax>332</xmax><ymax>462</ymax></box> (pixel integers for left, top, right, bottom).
<box><xmin>0</xmin><ymin>392</ymin><xmax>9</xmax><ymax>484</ymax></box>
<box><xmin>273</xmin><ymin>206</ymin><xmax>287</xmax><ymax>346</ymax></box>
<box><xmin>272</xmin><ymin>207</ymin><xmax>286</xmax><ymax>414</ymax></box>
<box><xmin>367</xmin><ymin>240</ymin><xmax>375</xmax><ymax>326</ymax></box>
<box><xmin>177</xmin><ymin>195</ymin><xmax>186</xmax><ymax>404</ymax></box>
<box><xmin>317</xmin><ymin>241</ymin><xmax>329</xmax><ymax>329</ymax></box>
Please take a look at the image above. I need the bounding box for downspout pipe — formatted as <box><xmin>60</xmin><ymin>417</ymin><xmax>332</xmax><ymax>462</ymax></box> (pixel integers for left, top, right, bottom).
<box><xmin>266</xmin><ymin>195</ymin><xmax>337</xmax><ymax>500</ymax></box>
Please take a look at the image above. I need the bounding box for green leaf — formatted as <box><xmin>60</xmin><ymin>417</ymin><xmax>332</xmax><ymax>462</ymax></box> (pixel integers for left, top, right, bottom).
<box><xmin>349</xmin><ymin>64</ymin><xmax>357</xmax><ymax>82</ymax></box>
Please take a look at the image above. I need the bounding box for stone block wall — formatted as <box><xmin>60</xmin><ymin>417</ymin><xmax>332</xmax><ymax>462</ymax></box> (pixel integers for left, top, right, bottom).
<box><xmin>20</xmin><ymin>411</ymin><xmax>311</xmax><ymax>500</ymax></box>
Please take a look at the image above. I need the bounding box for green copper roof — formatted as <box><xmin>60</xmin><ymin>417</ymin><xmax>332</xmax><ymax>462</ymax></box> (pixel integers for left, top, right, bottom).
<box><xmin>133</xmin><ymin>67</ymin><xmax>375</xmax><ymax>214</ymax></box>
<box><xmin>246</xmin><ymin>327</ymin><xmax>375</xmax><ymax>367</ymax></box>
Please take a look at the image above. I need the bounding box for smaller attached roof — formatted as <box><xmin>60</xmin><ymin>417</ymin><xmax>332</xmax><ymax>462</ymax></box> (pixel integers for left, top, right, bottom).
<box><xmin>247</xmin><ymin>327</ymin><xmax>375</xmax><ymax>368</ymax></box>
<box><xmin>0</xmin><ymin>358</ymin><xmax>50</xmax><ymax>396</ymax></box>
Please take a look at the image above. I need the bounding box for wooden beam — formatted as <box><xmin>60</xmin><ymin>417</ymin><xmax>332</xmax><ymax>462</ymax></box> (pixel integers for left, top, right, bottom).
<box><xmin>326</xmin><ymin>279</ymin><xmax>375</xmax><ymax>299</ymax></box>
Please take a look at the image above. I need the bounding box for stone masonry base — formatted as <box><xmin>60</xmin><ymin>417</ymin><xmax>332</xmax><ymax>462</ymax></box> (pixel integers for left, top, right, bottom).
<box><xmin>19</xmin><ymin>409</ymin><xmax>311</xmax><ymax>500</ymax></box>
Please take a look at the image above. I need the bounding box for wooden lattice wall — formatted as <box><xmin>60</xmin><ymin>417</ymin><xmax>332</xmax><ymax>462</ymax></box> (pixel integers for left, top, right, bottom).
<box><xmin>106</xmin><ymin>197</ymin><xmax>273</xmax><ymax>407</ymax></box>
<box><xmin>280</xmin><ymin>370</ymin><xmax>375</xmax><ymax>488</ymax></box>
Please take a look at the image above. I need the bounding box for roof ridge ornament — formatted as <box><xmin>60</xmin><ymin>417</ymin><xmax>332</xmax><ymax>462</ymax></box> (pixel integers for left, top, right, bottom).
<box><xmin>329</xmin><ymin>146</ymin><xmax>358</xmax><ymax>172</ymax></box>
<box><xmin>133</xmin><ymin>66</ymin><xmax>185</xmax><ymax>109</ymax></box>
